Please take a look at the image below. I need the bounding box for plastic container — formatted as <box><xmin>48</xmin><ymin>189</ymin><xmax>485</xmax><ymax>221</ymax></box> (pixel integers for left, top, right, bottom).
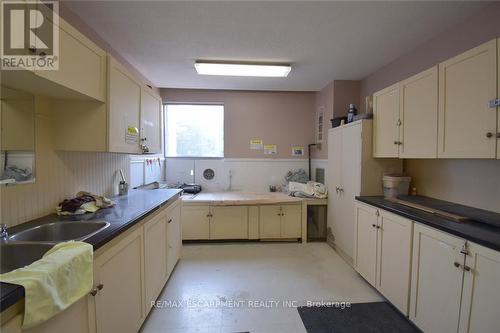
<box><xmin>383</xmin><ymin>174</ymin><xmax>412</xmax><ymax>198</ymax></box>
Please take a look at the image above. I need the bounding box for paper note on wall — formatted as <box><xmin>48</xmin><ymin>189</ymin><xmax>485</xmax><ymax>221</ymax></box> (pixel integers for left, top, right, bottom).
<box><xmin>250</xmin><ymin>139</ymin><xmax>263</xmax><ymax>150</ymax></box>
<box><xmin>291</xmin><ymin>146</ymin><xmax>304</xmax><ymax>156</ymax></box>
<box><xmin>264</xmin><ymin>144</ymin><xmax>277</xmax><ymax>155</ymax></box>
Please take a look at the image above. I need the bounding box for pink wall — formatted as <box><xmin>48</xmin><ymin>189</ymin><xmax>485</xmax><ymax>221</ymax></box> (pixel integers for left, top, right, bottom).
<box><xmin>312</xmin><ymin>80</ymin><xmax>361</xmax><ymax>159</ymax></box>
<box><xmin>161</xmin><ymin>89</ymin><xmax>315</xmax><ymax>159</ymax></box>
<box><xmin>359</xmin><ymin>2</ymin><xmax>500</xmax><ymax>103</ymax></box>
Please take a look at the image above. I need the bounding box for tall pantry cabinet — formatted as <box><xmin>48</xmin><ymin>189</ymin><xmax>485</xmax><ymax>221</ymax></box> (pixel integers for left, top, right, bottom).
<box><xmin>327</xmin><ymin>120</ymin><xmax>401</xmax><ymax>264</ymax></box>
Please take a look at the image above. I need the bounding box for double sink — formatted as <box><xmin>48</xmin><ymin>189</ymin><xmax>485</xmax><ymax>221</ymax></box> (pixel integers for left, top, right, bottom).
<box><xmin>1</xmin><ymin>220</ymin><xmax>109</xmax><ymax>274</ymax></box>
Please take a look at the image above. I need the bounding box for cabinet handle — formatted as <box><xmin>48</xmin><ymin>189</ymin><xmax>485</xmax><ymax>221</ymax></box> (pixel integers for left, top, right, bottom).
<box><xmin>89</xmin><ymin>283</ymin><xmax>104</xmax><ymax>296</ymax></box>
<box><xmin>486</xmin><ymin>132</ymin><xmax>493</xmax><ymax>138</ymax></box>
<box><xmin>167</xmin><ymin>218</ymin><xmax>172</xmax><ymax>224</ymax></box>
<box><xmin>39</xmin><ymin>51</ymin><xmax>46</xmax><ymax>57</ymax></box>
<box><xmin>335</xmin><ymin>186</ymin><xmax>340</xmax><ymax>194</ymax></box>
<box><xmin>376</xmin><ymin>225</ymin><xmax>381</xmax><ymax>229</ymax></box>
<box><xmin>463</xmin><ymin>265</ymin><xmax>472</xmax><ymax>272</ymax></box>
<box><xmin>394</xmin><ymin>141</ymin><xmax>399</xmax><ymax>145</ymax></box>
<box><xmin>372</xmin><ymin>224</ymin><xmax>377</xmax><ymax>228</ymax></box>
<box><xmin>497</xmin><ymin>133</ymin><xmax>500</xmax><ymax>139</ymax></box>
<box><xmin>453</xmin><ymin>262</ymin><xmax>461</xmax><ymax>268</ymax></box>
<box><xmin>397</xmin><ymin>119</ymin><xmax>402</xmax><ymax>127</ymax></box>
<box><xmin>375</xmin><ymin>210</ymin><xmax>380</xmax><ymax>217</ymax></box>
<box><xmin>29</xmin><ymin>46</ymin><xmax>36</xmax><ymax>53</ymax></box>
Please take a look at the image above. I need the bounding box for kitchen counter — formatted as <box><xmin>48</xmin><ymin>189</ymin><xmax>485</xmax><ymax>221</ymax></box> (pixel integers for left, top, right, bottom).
<box><xmin>356</xmin><ymin>196</ymin><xmax>500</xmax><ymax>252</ymax></box>
<box><xmin>182</xmin><ymin>191</ymin><xmax>308</xmax><ymax>205</ymax></box>
<box><xmin>1</xmin><ymin>188</ymin><xmax>182</xmax><ymax>313</ymax></box>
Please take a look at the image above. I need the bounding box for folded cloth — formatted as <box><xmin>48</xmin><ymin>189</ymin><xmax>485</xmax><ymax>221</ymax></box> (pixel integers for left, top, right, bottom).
<box><xmin>57</xmin><ymin>191</ymin><xmax>114</xmax><ymax>215</ymax></box>
<box><xmin>288</xmin><ymin>181</ymin><xmax>328</xmax><ymax>199</ymax></box>
<box><xmin>0</xmin><ymin>241</ymin><xmax>93</xmax><ymax>329</ymax></box>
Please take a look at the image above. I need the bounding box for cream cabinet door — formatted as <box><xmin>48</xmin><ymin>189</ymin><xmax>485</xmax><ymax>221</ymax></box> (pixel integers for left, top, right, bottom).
<box><xmin>259</xmin><ymin>205</ymin><xmax>282</xmax><ymax>239</ymax></box>
<box><xmin>281</xmin><ymin>204</ymin><xmax>301</xmax><ymax>238</ymax></box>
<box><xmin>210</xmin><ymin>206</ymin><xmax>248</xmax><ymax>239</ymax></box>
<box><xmin>144</xmin><ymin>211</ymin><xmax>168</xmax><ymax>312</ymax></box>
<box><xmin>373</xmin><ymin>83</ymin><xmax>400</xmax><ymax>157</ymax></box>
<box><xmin>354</xmin><ymin>202</ymin><xmax>378</xmax><ymax>286</ymax></box>
<box><xmin>458</xmin><ymin>242</ymin><xmax>500</xmax><ymax>333</ymax></box>
<box><xmin>399</xmin><ymin>66</ymin><xmax>438</xmax><ymax>158</ymax></box>
<box><xmin>410</xmin><ymin>224</ymin><xmax>465</xmax><ymax>333</ymax></box>
<box><xmin>376</xmin><ymin>210</ymin><xmax>413</xmax><ymax>315</ymax></box>
<box><xmin>35</xmin><ymin>19</ymin><xmax>106</xmax><ymax>102</ymax></box>
<box><xmin>497</xmin><ymin>39</ymin><xmax>500</xmax><ymax>160</ymax></box>
<box><xmin>438</xmin><ymin>39</ymin><xmax>497</xmax><ymax>158</ymax></box>
<box><xmin>167</xmin><ymin>201</ymin><xmax>182</xmax><ymax>276</ymax></box>
<box><xmin>108</xmin><ymin>57</ymin><xmax>142</xmax><ymax>154</ymax></box>
<box><xmin>327</xmin><ymin>129</ymin><xmax>343</xmax><ymax>250</ymax></box>
<box><xmin>181</xmin><ymin>205</ymin><xmax>210</xmax><ymax>240</ymax></box>
<box><xmin>140</xmin><ymin>88</ymin><xmax>162</xmax><ymax>154</ymax></box>
<box><xmin>93</xmin><ymin>228</ymin><xmax>144</xmax><ymax>333</ymax></box>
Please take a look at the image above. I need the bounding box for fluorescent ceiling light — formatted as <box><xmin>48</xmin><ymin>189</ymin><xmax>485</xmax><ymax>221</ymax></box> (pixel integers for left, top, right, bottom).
<box><xmin>194</xmin><ymin>62</ymin><xmax>291</xmax><ymax>77</ymax></box>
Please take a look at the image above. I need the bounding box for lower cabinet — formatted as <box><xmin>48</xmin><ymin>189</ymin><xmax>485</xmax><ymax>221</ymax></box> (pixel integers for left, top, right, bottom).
<box><xmin>144</xmin><ymin>211</ymin><xmax>168</xmax><ymax>313</ymax></box>
<box><xmin>354</xmin><ymin>202</ymin><xmax>413</xmax><ymax>315</ymax></box>
<box><xmin>409</xmin><ymin>223</ymin><xmax>466</xmax><ymax>333</ymax></box>
<box><xmin>182</xmin><ymin>205</ymin><xmax>210</xmax><ymax>240</ymax></box>
<box><xmin>259</xmin><ymin>204</ymin><xmax>302</xmax><ymax>239</ymax></box>
<box><xmin>210</xmin><ymin>206</ymin><xmax>249</xmax><ymax>239</ymax></box>
<box><xmin>458</xmin><ymin>242</ymin><xmax>500</xmax><ymax>333</ymax></box>
<box><xmin>166</xmin><ymin>201</ymin><xmax>182</xmax><ymax>276</ymax></box>
<box><xmin>93</xmin><ymin>227</ymin><xmax>145</xmax><ymax>333</ymax></box>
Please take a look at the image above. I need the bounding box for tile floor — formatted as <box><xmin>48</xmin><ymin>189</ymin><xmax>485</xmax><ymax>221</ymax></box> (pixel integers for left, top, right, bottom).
<box><xmin>140</xmin><ymin>242</ymin><xmax>383</xmax><ymax>333</ymax></box>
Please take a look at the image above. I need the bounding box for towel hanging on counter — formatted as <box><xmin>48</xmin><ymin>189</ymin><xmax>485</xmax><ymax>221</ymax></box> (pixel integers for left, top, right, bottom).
<box><xmin>0</xmin><ymin>241</ymin><xmax>93</xmax><ymax>329</ymax></box>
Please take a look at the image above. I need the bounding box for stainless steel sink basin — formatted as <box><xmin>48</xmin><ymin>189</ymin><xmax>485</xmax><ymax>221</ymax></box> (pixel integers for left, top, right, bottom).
<box><xmin>0</xmin><ymin>242</ymin><xmax>54</xmax><ymax>273</ymax></box>
<box><xmin>8</xmin><ymin>221</ymin><xmax>110</xmax><ymax>243</ymax></box>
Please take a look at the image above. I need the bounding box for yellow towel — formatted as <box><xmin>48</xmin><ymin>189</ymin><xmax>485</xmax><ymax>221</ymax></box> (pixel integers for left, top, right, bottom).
<box><xmin>0</xmin><ymin>241</ymin><xmax>93</xmax><ymax>329</ymax></box>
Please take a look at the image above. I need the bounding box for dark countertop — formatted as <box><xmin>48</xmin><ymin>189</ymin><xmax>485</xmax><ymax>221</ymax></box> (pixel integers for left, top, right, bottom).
<box><xmin>356</xmin><ymin>196</ymin><xmax>500</xmax><ymax>252</ymax></box>
<box><xmin>1</xmin><ymin>188</ymin><xmax>182</xmax><ymax>313</ymax></box>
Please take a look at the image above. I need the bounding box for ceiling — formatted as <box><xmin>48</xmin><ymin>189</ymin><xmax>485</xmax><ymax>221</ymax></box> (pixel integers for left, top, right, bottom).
<box><xmin>65</xmin><ymin>1</ymin><xmax>488</xmax><ymax>91</ymax></box>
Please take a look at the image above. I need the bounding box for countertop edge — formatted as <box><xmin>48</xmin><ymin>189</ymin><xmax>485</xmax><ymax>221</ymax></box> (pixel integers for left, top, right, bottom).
<box><xmin>355</xmin><ymin>196</ymin><xmax>500</xmax><ymax>252</ymax></box>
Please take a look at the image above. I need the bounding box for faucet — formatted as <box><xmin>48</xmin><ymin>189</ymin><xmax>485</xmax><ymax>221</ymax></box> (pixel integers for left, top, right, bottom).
<box><xmin>0</xmin><ymin>223</ymin><xmax>8</xmax><ymax>240</ymax></box>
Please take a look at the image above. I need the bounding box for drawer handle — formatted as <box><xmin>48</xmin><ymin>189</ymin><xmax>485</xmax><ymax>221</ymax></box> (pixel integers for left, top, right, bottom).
<box><xmin>89</xmin><ymin>283</ymin><xmax>104</xmax><ymax>296</ymax></box>
<box><xmin>167</xmin><ymin>218</ymin><xmax>172</xmax><ymax>224</ymax></box>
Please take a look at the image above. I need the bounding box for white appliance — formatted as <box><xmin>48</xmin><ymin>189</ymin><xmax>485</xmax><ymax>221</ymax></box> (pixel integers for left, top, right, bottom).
<box><xmin>327</xmin><ymin>119</ymin><xmax>401</xmax><ymax>265</ymax></box>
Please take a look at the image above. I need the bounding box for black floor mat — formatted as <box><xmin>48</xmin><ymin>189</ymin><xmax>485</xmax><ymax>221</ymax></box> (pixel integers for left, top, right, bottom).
<box><xmin>297</xmin><ymin>302</ymin><xmax>421</xmax><ymax>333</ymax></box>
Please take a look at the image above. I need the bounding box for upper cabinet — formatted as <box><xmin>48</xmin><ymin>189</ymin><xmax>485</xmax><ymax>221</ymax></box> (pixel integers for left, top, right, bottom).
<box><xmin>108</xmin><ymin>56</ymin><xmax>142</xmax><ymax>154</ymax></box>
<box><xmin>140</xmin><ymin>88</ymin><xmax>163</xmax><ymax>154</ymax></box>
<box><xmin>35</xmin><ymin>18</ymin><xmax>107</xmax><ymax>102</ymax></box>
<box><xmin>373</xmin><ymin>38</ymin><xmax>499</xmax><ymax>160</ymax></box>
<box><xmin>373</xmin><ymin>83</ymin><xmax>400</xmax><ymax>158</ymax></box>
<box><xmin>399</xmin><ymin>66</ymin><xmax>438</xmax><ymax>158</ymax></box>
<box><xmin>438</xmin><ymin>40</ymin><xmax>497</xmax><ymax>158</ymax></box>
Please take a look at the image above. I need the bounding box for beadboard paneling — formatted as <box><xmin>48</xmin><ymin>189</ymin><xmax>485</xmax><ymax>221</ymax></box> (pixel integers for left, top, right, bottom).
<box><xmin>1</xmin><ymin>97</ymin><xmax>130</xmax><ymax>227</ymax></box>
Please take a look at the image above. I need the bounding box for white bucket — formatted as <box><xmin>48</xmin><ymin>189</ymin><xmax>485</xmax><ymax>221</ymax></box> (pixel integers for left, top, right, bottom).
<box><xmin>383</xmin><ymin>175</ymin><xmax>412</xmax><ymax>198</ymax></box>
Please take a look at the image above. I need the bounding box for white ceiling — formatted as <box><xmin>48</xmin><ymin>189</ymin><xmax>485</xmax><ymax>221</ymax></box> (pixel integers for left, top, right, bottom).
<box><xmin>65</xmin><ymin>1</ymin><xmax>488</xmax><ymax>91</ymax></box>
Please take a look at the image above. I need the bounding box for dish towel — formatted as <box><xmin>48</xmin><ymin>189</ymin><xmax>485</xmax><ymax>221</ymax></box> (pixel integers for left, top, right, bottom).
<box><xmin>0</xmin><ymin>241</ymin><xmax>93</xmax><ymax>329</ymax></box>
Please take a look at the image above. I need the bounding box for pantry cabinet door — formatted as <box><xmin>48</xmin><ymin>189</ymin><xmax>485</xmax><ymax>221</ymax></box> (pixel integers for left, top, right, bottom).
<box><xmin>210</xmin><ymin>206</ymin><xmax>249</xmax><ymax>239</ymax></box>
<box><xmin>373</xmin><ymin>83</ymin><xmax>400</xmax><ymax>158</ymax></box>
<box><xmin>438</xmin><ymin>39</ymin><xmax>497</xmax><ymax>158</ymax></box>
<box><xmin>181</xmin><ymin>205</ymin><xmax>210</xmax><ymax>240</ymax></box>
<box><xmin>140</xmin><ymin>88</ymin><xmax>162</xmax><ymax>154</ymax></box>
<box><xmin>354</xmin><ymin>203</ymin><xmax>378</xmax><ymax>286</ymax></box>
<box><xmin>410</xmin><ymin>224</ymin><xmax>465</xmax><ymax>333</ymax></box>
<box><xmin>458</xmin><ymin>242</ymin><xmax>500</xmax><ymax>333</ymax></box>
<box><xmin>377</xmin><ymin>211</ymin><xmax>413</xmax><ymax>315</ymax></box>
<box><xmin>399</xmin><ymin>66</ymin><xmax>438</xmax><ymax>158</ymax></box>
<box><xmin>144</xmin><ymin>211</ymin><xmax>168</xmax><ymax>313</ymax></box>
<box><xmin>327</xmin><ymin>129</ymin><xmax>343</xmax><ymax>252</ymax></box>
<box><xmin>108</xmin><ymin>57</ymin><xmax>142</xmax><ymax>154</ymax></box>
<box><xmin>497</xmin><ymin>39</ymin><xmax>500</xmax><ymax>160</ymax></box>
<box><xmin>281</xmin><ymin>204</ymin><xmax>302</xmax><ymax>238</ymax></box>
<box><xmin>167</xmin><ymin>201</ymin><xmax>182</xmax><ymax>276</ymax></box>
<box><xmin>93</xmin><ymin>228</ymin><xmax>144</xmax><ymax>333</ymax></box>
<box><xmin>259</xmin><ymin>205</ymin><xmax>282</xmax><ymax>239</ymax></box>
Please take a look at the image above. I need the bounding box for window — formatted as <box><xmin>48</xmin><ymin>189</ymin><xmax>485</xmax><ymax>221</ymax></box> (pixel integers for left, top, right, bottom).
<box><xmin>164</xmin><ymin>104</ymin><xmax>224</xmax><ymax>157</ymax></box>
